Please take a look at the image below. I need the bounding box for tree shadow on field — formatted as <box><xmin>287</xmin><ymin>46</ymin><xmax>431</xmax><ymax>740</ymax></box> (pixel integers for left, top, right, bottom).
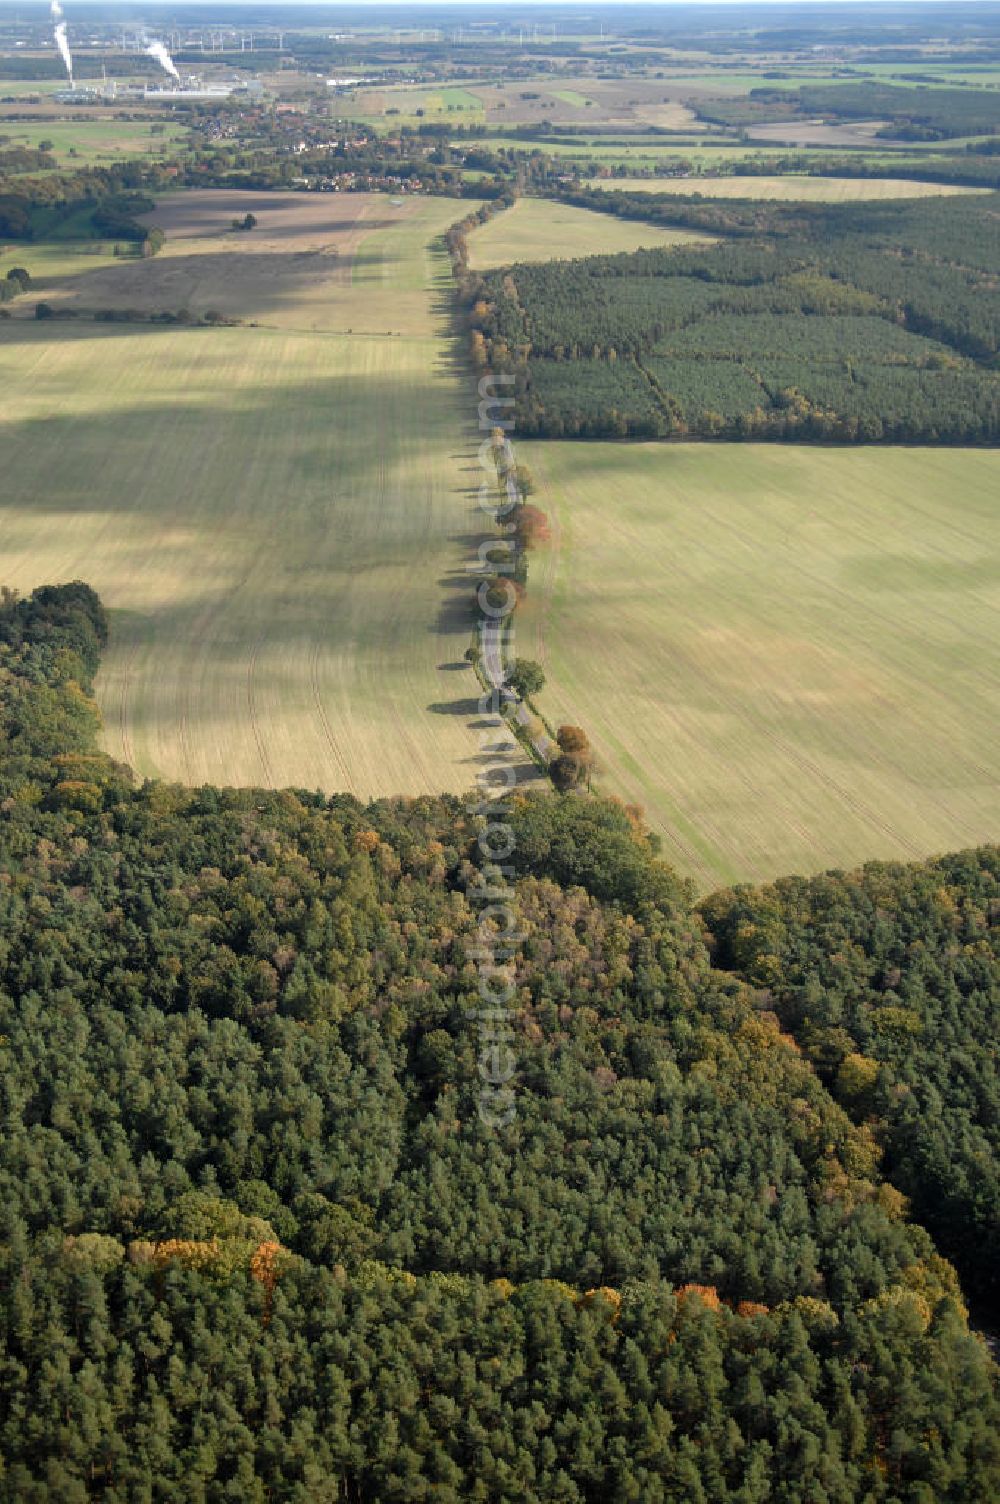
<box><xmin>428</xmin><ymin>697</ymin><xmax>482</xmax><ymax>716</ymax></box>
<box><xmin>4</xmin><ymin>210</ymin><xmax>418</xmax><ymax>327</ymax></box>
<box><xmin>450</xmin><ymin>532</ymin><xmax>497</xmax><ymax>549</ymax></box>
<box><xmin>0</xmin><ymin>208</ymin><xmax>528</xmax><ymax>794</ymax></box>
<box><xmin>435</xmin><ymin>594</ymin><xmax>476</xmax><ymax>636</ymax></box>
<box><xmin>138</xmin><ymin>189</ymin><xmax>412</xmax><ymax>243</ymax></box>
<box><xmin>0</xmin><ymin>367</ymin><xmax>482</xmax><ymax>624</ymax></box>
<box><xmin>0</xmin><ymin>318</ymin><xmax>181</xmax><ymax>349</ymax></box>
<box><xmin>28</xmin><ymin>250</ymin><xmax>357</xmax><ymax>316</ymax></box>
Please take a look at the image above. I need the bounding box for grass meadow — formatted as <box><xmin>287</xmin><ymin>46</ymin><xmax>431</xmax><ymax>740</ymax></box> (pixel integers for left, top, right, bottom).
<box><xmin>521</xmin><ymin>441</ymin><xmax>1000</xmax><ymax>887</ymax></box>
<box><xmin>0</xmin><ymin>119</ymin><xmax>187</xmax><ymax>168</ymax></box>
<box><xmin>466</xmin><ymin>198</ymin><xmax>714</xmax><ymax>269</ymax></box>
<box><xmin>0</xmin><ymin>194</ymin><xmax>510</xmax><ymax>797</ymax></box>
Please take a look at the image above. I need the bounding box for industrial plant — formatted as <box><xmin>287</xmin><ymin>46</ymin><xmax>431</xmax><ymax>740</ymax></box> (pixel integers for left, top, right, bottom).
<box><xmin>45</xmin><ymin>8</ymin><xmax>266</xmax><ymax>105</ymax></box>
<box><xmin>53</xmin><ymin>77</ymin><xmax>264</xmax><ymax>105</ymax></box>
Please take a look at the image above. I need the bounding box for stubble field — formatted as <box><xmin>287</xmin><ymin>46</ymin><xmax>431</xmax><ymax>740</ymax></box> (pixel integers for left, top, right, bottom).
<box><xmin>0</xmin><ymin>192</ymin><xmax>503</xmax><ymax>796</ymax></box>
<box><xmin>5</xmin><ymin>185</ymin><xmax>997</xmax><ymax>884</ymax></box>
<box><xmin>521</xmin><ymin>441</ymin><xmax>1000</xmax><ymax>887</ymax></box>
<box><xmin>583</xmin><ymin>174</ymin><xmax>987</xmax><ymax>200</ymax></box>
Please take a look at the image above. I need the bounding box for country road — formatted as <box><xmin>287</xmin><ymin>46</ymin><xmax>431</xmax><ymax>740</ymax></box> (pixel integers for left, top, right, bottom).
<box><xmin>480</xmin><ymin>460</ymin><xmax>553</xmax><ymax>769</ymax></box>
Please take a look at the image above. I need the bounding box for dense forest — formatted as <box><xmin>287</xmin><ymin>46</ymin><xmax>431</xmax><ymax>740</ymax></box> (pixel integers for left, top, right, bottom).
<box><xmin>693</xmin><ymin>81</ymin><xmax>1000</xmax><ymax>141</ymax></box>
<box><xmin>702</xmin><ymin>857</ymin><xmax>1000</xmax><ymax>1319</ymax></box>
<box><xmin>468</xmin><ymin>192</ymin><xmax>1000</xmax><ymax>442</ymax></box>
<box><xmin>593</xmin><ymin>149</ymin><xmax>1000</xmax><ymax>192</ymax></box>
<box><xmin>0</xmin><ymin>582</ymin><xmax>997</xmax><ymax>1499</ymax></box>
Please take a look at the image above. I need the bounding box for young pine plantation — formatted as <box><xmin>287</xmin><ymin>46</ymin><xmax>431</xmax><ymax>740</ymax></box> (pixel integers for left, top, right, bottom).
<box><xmin>470</xmin><ymin>191</ymin><xmax>1000</xmax><ymax>442</ymax></box>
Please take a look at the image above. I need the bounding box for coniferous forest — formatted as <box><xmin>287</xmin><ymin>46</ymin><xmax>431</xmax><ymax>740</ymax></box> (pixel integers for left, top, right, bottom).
<box><xmin>694</xmin><ymin>81</ymin><xmax>1000</xmax><ymax>140</ymax></box>
<box><xmin>469</xmin><ymin>193</ymin><xmax>1000</xmax><ymax>442</ymax></box>
<box><xmin>1</xmin><ymin>584</ymin><xmax>998</xmax><ymax>1501</ymax></box>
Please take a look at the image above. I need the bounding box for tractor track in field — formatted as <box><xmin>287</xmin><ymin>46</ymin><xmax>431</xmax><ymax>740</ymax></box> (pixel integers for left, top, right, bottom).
<box><xmin>687</xmin><ymin>490</ymin><xmax>989</xmax><ymax>853</ymax></box>
<box><xmin>538</xmin><ymin>440</ymin><xmax>1000</xmax><ymax>880</ymax></box>
<box><xmin>525</xmin><ymin>459</ymin><xmax>925</xmax><ymax>873</ymax></box>
<box><xmin>769</xmin><ymin>731</ymin><xmax>924</xmax><ymax>859</ymax></box>
<box><xmin>177</xmin><ymin>713</ymin><xmax>196</xmax><ymax>787</ymax></box>
<box><xmin>246</xmin><ymin>634</ymin><xmax>275</xmax><ymax>787</ymax></box>
<box><xmin>657</xmin><ymin>536</ymin><xmax>926</xmax><ymax>861</ymax></box>
<box><xmin>308</xmin><ymin>640</ymin><xmax>355</xmax><ymax>792</ymax></box>
<box><xmin>7</xmin><ymin>197</ymin><xmax>552</xmax><ymax>801</ymax></box>
<box><xmin>116</xmin><ymin>635</ymin><xmax>138</xmax><ymax>774</ymax></box>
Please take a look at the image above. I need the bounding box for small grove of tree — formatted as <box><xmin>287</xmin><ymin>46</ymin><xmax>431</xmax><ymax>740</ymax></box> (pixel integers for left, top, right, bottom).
<box><xmin>489</xmin><ymin>426</ymin><xmax>509</xmax><ymax>475</ymax></box>
<box><xmin>506</xmin><ymin>659</ymin><xmax>545</xmax><ymax>698</ymax></box>
<box><xmin>496</xmin><ymin>455</ymin><xmax>536</xmax><ymax>498</ymax></box>
<box><xmin>232</xmin><ymin>212</ymin><xmax>258</xmax><ymax>231</ymax></box>
<box><xmin>142</xmin><ymin>226</ymin><xmax>165</xmax><ymax>258</ymax></box>
<box><xmin>0</xmin><ymin>267</ymin><xmax>30</xmax><ymax>306</ymax></box>
<box><xmin>513</xmin><ymin>463</ymin><xmax>535</xmax><ymax>498</ymax></box>
<box><xmin>550</xmin><ymin>724</ymin><xmax>594</xmax><ymax>791</ymax></box>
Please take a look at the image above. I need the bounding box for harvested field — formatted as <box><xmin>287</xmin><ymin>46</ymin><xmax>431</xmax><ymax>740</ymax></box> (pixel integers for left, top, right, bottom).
<box><xmin>584</xmin><ymin>174</ymin><xmax>987</xmax><ymax>200</ymax></box>
<box><xmin>4</xmin><ymin>191</ymin><xmax>432</xmax><ymax>331</ymax></box>
<box><xmin>136</xmin><ymin>190</ymin><xmax>379</xmax><ymax>241</ymax></box>
<box><xmin>744</xmin><ymin>120</ymin><xmax>908</xmax><ymax>148</ymax></box>
<box><xmin>0</xmin><ymin>192</ymin><xmax>526</xmax><ymax>796</ymax></box>
<box><xmin>353</xmin><ymin>75</ymin><xmax>705</xmax><ymax>131</ymax></box>
<box><xmin>522</xmin><ymin>441</ymin><xmax>1000</xmax><ymax>887</ymax></box>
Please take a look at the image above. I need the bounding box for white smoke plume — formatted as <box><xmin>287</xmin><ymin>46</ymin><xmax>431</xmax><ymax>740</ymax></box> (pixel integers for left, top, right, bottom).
<box><xmin>145</xmin><ymin>40</ymin><xmax>180</xmax><ymax>82</ymax></box>
<box><xmin>54</xmin><ymin>21</ymin><xmax>73</xmax><ymax>82</ymax></box>
<box><xmin>50</xmin><ymin>1</ymin><xmax>63</xmax><ymax>18</ymax></box>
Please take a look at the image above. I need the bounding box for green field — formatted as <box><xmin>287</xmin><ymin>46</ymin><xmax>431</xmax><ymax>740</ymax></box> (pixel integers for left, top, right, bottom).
<box><xmin>0</xmin><ymin>239</ymin><xmax>120</xmax><ymax>286</ymax></box>
<box><xmin>0</xmin><ymin>119</ymin><xmax>187</xmax><ymax>168</ymax></box>
<box><xmin>0</xmin><ymin>193</ymin><xmax>510</xmax><ymax>797</ymax></box>
<box><xmin>0</xmin><ymin>79</ymin><xmax>61</xmax><ymax>97</ymax></box>
<box><xmin>466</xmin><ymin>197</ymin><xmax>714</xmax><ymax>269</ymax></box>
<box><xmin>851</xmin><ymin>61</ymin><xmax>1000</xmax><ymax>87</ymax></box>
<box><xmin>465</xmin><ymin>135</ymin><xmax>727</xmax><ymax>154</ymax></box>
<box><xmin>440</xmin><ymin>86</ymin><xmax>484</xmax><ymax>111</ymax></box>
<box><xmin>585</xmin><ymin>174</ymin><xmax>987</xmax><ymax>200</ymax></box>
<box><xmin>350</xmin><ymin>82</ymin><xmax>486</xmax><ymax>126</ymax></box>
<box><xmin>463</xmin><ymin>135</ymin><xmax>928</xmax><ymax>173</ymax></box>
<box><xmin>522</xmin><ymin>442</ymin><xmax>1000</xmax><ymax>887</ymax></box>
<box><xmin>551</xmin><ymin>88</ymin><xmax>593</xmax><ymax>108</ymax></box>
